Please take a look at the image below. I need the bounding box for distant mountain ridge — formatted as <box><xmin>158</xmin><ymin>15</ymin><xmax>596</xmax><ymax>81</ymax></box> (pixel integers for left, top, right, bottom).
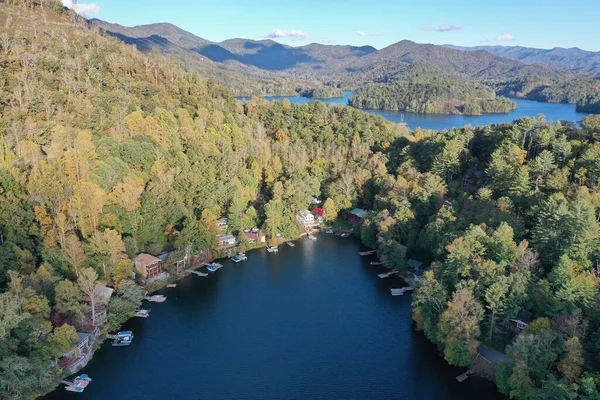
<box><xmin>444</xmin><ymin>44</ymin><xmax>600</xmax><ymax>75</ymax></box>
<box><xmin>89</xmin><ymin>19</ymin><xmax>600</xmax><ymax>110</ymax></box>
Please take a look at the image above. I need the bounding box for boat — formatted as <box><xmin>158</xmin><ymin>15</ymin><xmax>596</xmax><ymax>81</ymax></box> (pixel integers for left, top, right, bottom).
<box><xmin>144</xmin><ymin>294</ymin><xmax>166</xmax><ymax>303</ymax></box>
<box><xmin>340</xmin><ymin>233</ymin><xmax>350</xmax><ymax>238</ymax></box>
<box><xmin>267</xmin><ymin>246</ymin><xmax>278</xmax><ymax>253</ymax></box>
<box><xmin>307</xmin><ymin>234</ymin><xmax>316</xmax><ymax>241</ymax></box>
<box><xmin>206</xmin><ymin>262</ymin><xmax>223</xmax><ymax>272</ymax></box>
<box><xmin>166</xmin><ymin>283</ymin><xmax>177</xmax><ymax>288</ymax></box>
<box><xmin>65</xmin><ymin>385</ymin><xmax>85</xmax><ymax>392</ymax></box>
<box><xmin>326</xmin><ymin>229</ymin><xmax>333</xmax><ymax>234</ymax></box>
<box><xmin>134</xmin><ymin>309</ymin><xmax>150</xmax><ymax>318</ymax></box>
<box><xmin>231</xmin><ymin>253</ymin><xmax>247</xmax><ymax>263</ymax></box>
<box><xmin>286</xmin><ymin>241</ymin><xmax>295</xmax><ymax>247</ymax></box>
<box><xmin>112</xmin><ymin>330</ymin><xmax>134</xmax><ymax>346</ymax></box>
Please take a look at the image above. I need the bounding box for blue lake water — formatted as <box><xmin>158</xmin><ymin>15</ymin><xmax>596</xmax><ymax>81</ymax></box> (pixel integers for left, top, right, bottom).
<box><xmin>44</xmin><ymin>236</ymin><xmax>503</xmax><ymax>400</ymax></box>
<box><xmin>238</xmin><ymin>91</ymin><xmax>589</xmax><ymax>130</ymax></box>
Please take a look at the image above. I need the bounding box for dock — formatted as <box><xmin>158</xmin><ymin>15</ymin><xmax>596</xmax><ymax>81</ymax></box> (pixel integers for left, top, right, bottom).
<box><xmin>370</xmin><ymin>261</ymin><xmax>383</xmax><ymax>266</ymax></box>
<box><xmin>456</xmin><ymin>369</ymin><xmax>473</xmax><ymax>382</ymax></box>
<box><xmin>167</xmin><ymin>283</ymin><xmax>177</xmax><ymax>288</ymax></box>
<box><xmin>359</xmin><ymin>250</ymin><xmax>377</xmax><ymax>256</ymax></box>
<box><xmin>378</xmin><ymin>271</ymin><xmax>394</xmax><ymax>278</ymax></box>
<box><xmin>134</xmin><ymin>309</ymin><xmax>150</xmax><ymax>318</ymax></box>
<box><xmin>187</xmin><ymin>269</ymin><xmax>208</xmax><ymax>277</ymax></box>
<box><xmin>390</xmin><ymin>286</ymin><xmax>414</xmax><ymax>296</ymax></box>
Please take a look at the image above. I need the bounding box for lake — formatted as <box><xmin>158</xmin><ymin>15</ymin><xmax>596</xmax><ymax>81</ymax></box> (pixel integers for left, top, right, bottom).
<box><xmin>238</xmin><ymin>91</ymin><xmax>589</xmax><ymax>130</ymax></box>
<box><xmin>44</xmin><ymin>235</ymin><xmax>503</xmax><ymax>400</ymax></box>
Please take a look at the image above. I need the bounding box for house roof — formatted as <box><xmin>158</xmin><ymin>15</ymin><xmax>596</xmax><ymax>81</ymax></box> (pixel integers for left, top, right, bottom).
<box><xmin>77</xmin><ymin>332</ymin><xmax>91</xmax><ymax>344</ymax></box>
<box><xmin>135</xmin><ymin>253</ymin><xmax>161</xmax><ymax>266</ymax></box>
<box><xmin>245</xmin><ymin>231</ymin><xmax>259</xmax><ymax>240</ymax></box>
<box><xmin>312</xmin><ymin>208</ymin><xmax>324</xmax><ymax>216</ymax></box>
<box><xmin>94</xmin><ymin>285</ymin><xmax>114</xmax><ymax>305</ymax></box>
<box><xmin>218</xmin><ymin>234</ymin><xmax>236</xmax><ymax>241</ymax></box>
<box><xmin>348</xmin><ymin>208</ymin><xmax>369</xmax><ymax>219</ymax></box>
<box><xmin>407</xmin><ymin>259</ymin><xmax>424</xmax><ymax>269</ymax></box>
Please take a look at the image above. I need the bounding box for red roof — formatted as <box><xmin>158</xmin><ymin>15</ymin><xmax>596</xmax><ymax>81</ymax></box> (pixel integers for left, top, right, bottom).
<box><xmin>312</xmin><ymin>208</ymin><xmax>324</xmax><ymax>216</ymax></box>
<box><xmin>245</xmin><ymin>231</ymin><xmax>259</xmax><ymax>241</ymax></box>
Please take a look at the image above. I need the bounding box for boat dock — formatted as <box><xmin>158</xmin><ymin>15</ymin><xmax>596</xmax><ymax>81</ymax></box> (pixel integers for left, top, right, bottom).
<box><xmin>144</xmin><ymin>295</ymin><xmax>167</xmax><ymax>302</ymax></box>
<box><xmin>307</xmin><ymin>233</ymin><xmax>317</xmax><ymax>240</ymax></box>
<box><xmin>390</xmin><ymin>286</ymin><xmax>414</xmax><ymax>296</ymax></box>
<box><xmin>370</xmin><ymin>261</ymin><xmax>383</xmax><ymax>265</ymax></box>
<box><xmin>167</xmin><ymin>283</ymin><xmax>177</xmax><ymax>288</ymax></box>
<box><xmin>134</xmin><ymin>309</ymin><xmax>150</xmax><ymax>318</ymax></box>
<box><xmin>187</xmin><ymin>269</ymin><xmax>208</xmax><ymax>277</ymax></box>
<box><xmin>456</xmin><ymin>369</ymin><xmax>473</xmax><ymax>382</ymax></box>
<box><xmin>359</xmin><ymin>250</ymin><xmax>377</xmax><ymax>256</ymax></box>
<box><xmin>378</xmin><ymin>271</ymin><xmax>395</xmax><ymax>278</ymax></box>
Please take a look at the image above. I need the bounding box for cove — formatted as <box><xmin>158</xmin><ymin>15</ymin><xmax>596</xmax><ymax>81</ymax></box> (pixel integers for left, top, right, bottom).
<box><xmin>44</xmin><ymin>235</ymin><xmax>503</xmax><ymax>400</ymax></box>
<box><xmin>237</xmin><ymin>92</ymin><xmax>589</xmax><ymax>130</ymax></box>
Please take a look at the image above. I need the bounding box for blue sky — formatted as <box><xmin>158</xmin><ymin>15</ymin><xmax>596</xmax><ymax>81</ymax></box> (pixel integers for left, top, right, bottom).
<box><xmin>68</xmin><ymin>0</ymin><xmax>599</xmax><ymax>51</ymax></box>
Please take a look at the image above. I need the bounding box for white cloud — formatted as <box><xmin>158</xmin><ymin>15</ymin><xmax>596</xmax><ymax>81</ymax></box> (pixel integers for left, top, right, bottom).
<box><xmin>265</xmin><ymin>29</ymin><xmax>309</xmax><ymax>40</ymax></box>
<box><xmin>426</xmin><ymin>24</ymin><xmax>463</xmax><ymax>32</ymax></box>
<box><xmin>496</xmin><ymin>33</ymin><xmax>515</xmax><ymax>41</ymax></box>
<box><xmin>61</xmin><ymin>0</ymin><xmax>100</xmax><ymax>17</ymax></box>
<box><xmin>357</xmin><ymin>31</ymin><xmax>381</xmax><ymax>37</ymax></box>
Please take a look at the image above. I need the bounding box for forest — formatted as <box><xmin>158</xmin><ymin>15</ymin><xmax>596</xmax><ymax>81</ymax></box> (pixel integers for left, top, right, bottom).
<box><xmin>1</xmin><ymin>1</ymin><xmax>600</xmax><ymax>399</ymax></box>
<box><xmin>348</xmin><ymin>76</ymin><xmax>516</xmax><ymax>115</ymax></box>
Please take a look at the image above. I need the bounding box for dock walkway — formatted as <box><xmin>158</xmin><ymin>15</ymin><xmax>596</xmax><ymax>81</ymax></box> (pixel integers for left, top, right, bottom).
<box><xmin>359</xmin><ymin>250</ymin><xmax>377</xmax><ymax>256</ymax></box>
<box><xmin>187</xmin><ymin>269</ymin><xmax>208</xmax><ymax>277</ymax></box>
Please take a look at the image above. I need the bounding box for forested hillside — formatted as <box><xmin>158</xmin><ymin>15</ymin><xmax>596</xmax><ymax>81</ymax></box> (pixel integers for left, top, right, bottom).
<box><xmin>0</xmin><ymin>2</ymin><xmax>402</xmax><ymax>397</ymax></box>
<box><xmin>348</xmin><ymin>65</ymin><xmax>516</xmax><ymax>114</ymax></box>
<box><xmin>1</xmin><ymin>1</ymin><xmax>600</xmax><ymax>400</ymax></box>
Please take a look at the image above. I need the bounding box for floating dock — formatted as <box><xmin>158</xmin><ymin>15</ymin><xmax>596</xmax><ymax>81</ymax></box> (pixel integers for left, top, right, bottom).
<box><xmin>134</xmin><ymin>309</ymin><xmax>150</xmax><ymax>318</ymax></box>
<box><xmin>167</xmin><ymin>283</ymin><xmax>177</xmax><ymax>288</ymax></box>
<box><xmin>370</xmin><ymin>261</ymin><xmax>383</xmax><ymax>266</ymax></box>
<box><xmin>378</xmin><ymin>271</ymin><xmax>394</xmax><ymax>278</ymax></box>
<box><xmin>187</xmin><ymin>269</ymin><xmax>208</xmax><ymax>277</ymax></box>
<box><xmin>456</xmin><ymin>370</ymin><xmax>473</xmax><ymax>382</ymax></box>
<box><xmin>307</xmin><ymin>234</ymin><xmax>317</xmax><ymax>240</ymax></box>
<box><xmin>359</xmin><ymin>250</ymin><xmax>377</xmax><ymax>256</ymax></box>
<box><xmin>144</xmin><ymin>295</ymin><xmax>167</xmax><ymax>302</ymax></box>
<box><xmin>286</xmin><ymin>241</ymin><xmax>295</xmax><ymax>247</ymax></box>
<box><xmin>390</xmin><ymin>286</ymin><xmax>414</xmax><ymax>296</ymax></box>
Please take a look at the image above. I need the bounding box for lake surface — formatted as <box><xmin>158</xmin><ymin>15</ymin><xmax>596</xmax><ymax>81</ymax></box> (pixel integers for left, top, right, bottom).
<box><xmin>238</xmin><ymin>91</ymin><xmax>589</xmax><ymax>130</ymax></box>
<box><xmin>45</xmin><ymin>235</ymin><xmax>503</xmax><ymax>400</ymax></box>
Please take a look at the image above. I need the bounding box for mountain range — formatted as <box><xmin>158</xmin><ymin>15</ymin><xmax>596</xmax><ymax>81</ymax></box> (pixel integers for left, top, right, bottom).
<box><xmin>444</xmin><ymin>45</ymin><xmax>600</xmax><ymax>76</ymax></box>
<box><xmin>90</xmin><ymin>19</ymin><xmax>600</xmax><ymax>108</ymax></box>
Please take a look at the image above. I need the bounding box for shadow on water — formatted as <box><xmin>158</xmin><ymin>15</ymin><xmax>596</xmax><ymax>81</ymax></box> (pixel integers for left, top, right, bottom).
<box><xmin>44</xmin><ymin>235</ymin><xmax>504</xmax><ymax>400</ymax></box>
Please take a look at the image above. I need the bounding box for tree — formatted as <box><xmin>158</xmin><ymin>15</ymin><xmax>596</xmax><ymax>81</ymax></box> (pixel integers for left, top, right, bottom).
<box><xmin>437</xmin><ymin>287</ymin><xmax>484</xmax><ymax>366</ymax></box>
<box><xmin>62</xmin><ymin>234</ymin><xmax>86</xmax><ymax>275</ymax></box>
<box><xmin>77</xmin><ymin>268</ymin><xmax>100</xmax><ymax>327</ymax></box>
<box><xmin>558</xmin><ymin>337</ymin><xmax>583</xmax><ymax>383</ymax></box>
<box><xmin>54</xmin><ymin>279</ymin><xmax>83</xmax><ymax>317</ymax></box>
<box><xmin>322</xmin><ymin>198</ymin><xmax>337</xmax><ymax>222</ymax></box>
<box><xmin>484</xmin><ymin>277</ymin><xmax>509</xmax><ymax>343</ymax></box>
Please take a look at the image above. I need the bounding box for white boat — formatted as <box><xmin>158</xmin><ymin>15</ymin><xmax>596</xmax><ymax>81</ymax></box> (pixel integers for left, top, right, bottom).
<box><xmin>267</xmin><ymin>246</ymin><xmax>279</xmax><ymax>253</ymax></box>
<box><xmin>326</xmin><ymin>229</ymin><xmax>333</xmax><ymax>234</ymax></box>
<box><xmin>307</xmin><ymin>234</ymin><xmax>316</xmax><ymax>241</ymax></box>
<box><xmin>340</xmin><ymin>233</ymin><xmax>350</xmax><ymax>238</ymax></box>
<box><xmin>286</xmin><ymin>242</ymin><xmax>295</xmax><ymax>247</ymax></box>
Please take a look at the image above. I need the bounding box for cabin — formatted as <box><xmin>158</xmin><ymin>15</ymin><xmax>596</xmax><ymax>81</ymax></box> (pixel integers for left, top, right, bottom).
<box><xmin>81</xmin><ymin>284</ymin><xmax>114</xmax><ymax>329</ymax></box>
<box><xmin>135</xmin><ymin>253</ymin><xmax>163</xmax><ymax>279</ymax></box>
<box><xmin>347</xmin><ymin>208</ymin><xmax>369</xmax><ymax>223</ymax></box>
<box><xmin>296</xmin><ymin>210</ymin><xmax>317</xmax><ymax>227</ymax></box>
<box><xmin>218</xmin><ymin>234</ymin><xmax>237</xmax><ymax>248</ymax></box>
<box><xmin>216</xmin><ymin>218</ymin><xmax>229</xmax><ymax>232</ymax></box>
<box><xmin>508</xmin><ymin>319</ymin><xmax>529</xmax><ymax>333</ymax></box>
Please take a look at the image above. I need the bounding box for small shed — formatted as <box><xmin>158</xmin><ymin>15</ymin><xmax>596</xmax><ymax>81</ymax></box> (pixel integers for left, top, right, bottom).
<box><xmin>508</xmin><ymin>319</ymin><xmax>529</xmax><ymax>333</ymax></box>
<box><xmin>135</xmin><ymin>253</ymin><xmax>163</xmax><ymax>279</ymax></box>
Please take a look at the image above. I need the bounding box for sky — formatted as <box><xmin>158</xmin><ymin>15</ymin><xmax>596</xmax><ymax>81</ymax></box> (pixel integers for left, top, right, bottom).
<box><xmin>64</xmin><ymin>0</ymin><xmax>600</xmax><ymax>51</ymax></box>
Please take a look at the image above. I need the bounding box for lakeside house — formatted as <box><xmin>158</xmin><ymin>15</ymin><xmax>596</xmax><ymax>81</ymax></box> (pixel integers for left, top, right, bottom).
<box><xmin>244</xmin><ymin>228</ymin><xmax>266</xmax><ymax>243</ymax></box>
<box><xmin>81</xmin><ymin>284</ymin><xmax>114</xmax><ymax>330</ymax></box>
<box><xmin>218</xmin><ymin>233</ymin><xmax>237</xmax><ymax>248</ymax></box>
<box><xmin>296</xmin><ymin>210</ymin><xmax>319</xmax><ymax>227</ymax></box>
<box><xmin>216</xmin><ymin>218</ymin><xmax>229</xmax><ymax>232</ymax></box>
<box><xmin>58</xmin><ymin>332</ymin><xmax>94</xmax><ymax>373</ymax></box>
<box><xmin>347</xmin><ymin>208</ymin><xmax>369</xmax><ymax>223</ymax></box>
<box><xmin>135</xmin><ymin>253</ymin><xmax>168</xmax><ymax>283</ymax></box>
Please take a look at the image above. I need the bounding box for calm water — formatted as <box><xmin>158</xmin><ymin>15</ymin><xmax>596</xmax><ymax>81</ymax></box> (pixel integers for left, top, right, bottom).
<box><xmin>238</xmin><ymin>91</ymin><xmax>589</xmax><ymax>130</ymax></box>
<box><xmin>45</xmin><ymin>236</ymin><xmax>503</xmax><ymax>400</ymax></box>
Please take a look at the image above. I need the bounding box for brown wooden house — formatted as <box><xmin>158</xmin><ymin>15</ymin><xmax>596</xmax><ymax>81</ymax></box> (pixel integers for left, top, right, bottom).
<box><xmin>135</xmin><ymin>253</ymin><xmax>163</xmax><ymax>279</ymax></box>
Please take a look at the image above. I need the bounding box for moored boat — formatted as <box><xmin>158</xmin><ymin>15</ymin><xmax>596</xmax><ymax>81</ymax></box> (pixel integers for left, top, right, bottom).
<box><xmin>286</xmin><ymin>241</ymin><xmax>295</xmax><ymax>247</ymax></box>
<box><xmin>206</xmin><ymin>262</ymin><xmax>223</xmax><ymax>271</ymax></box>
<box><xmin>267</xmin><ymin>246</ymin><xmax>278</xmax><ymax>253</ymax></box>
<box><xmin>112</xmin><ymin>330</ymin><xmax>134</xmax><ymax>346</ymax></box>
